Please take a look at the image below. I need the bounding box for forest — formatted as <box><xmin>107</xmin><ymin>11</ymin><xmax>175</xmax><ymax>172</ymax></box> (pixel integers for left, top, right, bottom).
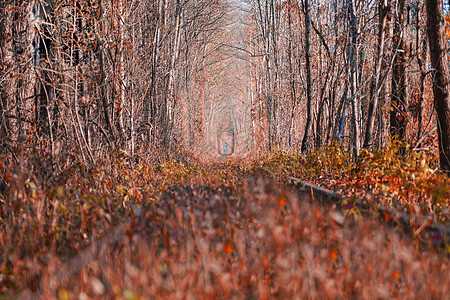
<box><xmin>1</xmin><ymin>0</ymin><xmax>450</xmax><ymax>298</ymax></box>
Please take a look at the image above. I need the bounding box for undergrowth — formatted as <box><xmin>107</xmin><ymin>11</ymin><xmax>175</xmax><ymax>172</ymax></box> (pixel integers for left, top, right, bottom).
<box><xmin>28</xmin><ymin>179</ymin><xmax>450</xmax><ymax>298</ymax></box>
<box><xmin>259</xmin><ymin>139</ymin><xmax>450</xmax><ymax>224</ymax></box>
<box><xmin>0</xmin><ymin>142</ymin><xmax>449</xmax><ymax>297</ymax></box>
<box><xmin>0</xmin><ymin>149</ymin><xmax>247</xmax><ymax>295</ymax></box>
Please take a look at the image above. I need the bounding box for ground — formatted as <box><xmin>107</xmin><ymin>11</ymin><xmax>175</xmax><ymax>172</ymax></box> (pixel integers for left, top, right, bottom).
<box><xmin>2</xmin><ymin>149</ymin><xmax>449</xmax><ymax>298</ymax></box>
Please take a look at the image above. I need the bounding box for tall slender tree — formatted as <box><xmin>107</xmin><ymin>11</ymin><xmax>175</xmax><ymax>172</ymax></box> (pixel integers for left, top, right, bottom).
<box><xmin>390</xmin><ymin>0</ymin><xmax>408</xmax><ymax>142</ymax></box>
<box><xmin>426</xmin><ymin>0</ymin><xmax>450</xmax><ymax>174</ymax></box>
<box><xmin>301</xmin><ymin>0</ymin><xmax>313</xmax><ymax>153</ymax></box>
<box><xmin>364</xmin><ymin>0</ymin><xmax>389</xmax><ymax>148</ymax></box>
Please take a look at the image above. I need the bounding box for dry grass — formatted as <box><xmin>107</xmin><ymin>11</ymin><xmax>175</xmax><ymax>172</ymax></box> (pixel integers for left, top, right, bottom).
<box><xmin>20</xmin><ymin>179</ymin><xmax>450</xmax><ymax>299</ymax></box>
<box><xmin>1</xmin><ymin>150</ymin><xmax>449</xmax><ymax>298</ymax></box>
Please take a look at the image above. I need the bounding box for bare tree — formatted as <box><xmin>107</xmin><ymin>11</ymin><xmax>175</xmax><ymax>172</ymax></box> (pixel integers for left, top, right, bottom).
<box><xmin>300</xmin><ymin>0</ymin><xmax>313</xmax><ymax>153</ymax></box>
<box><xmin>426</xmin><ymin>0</ymin><xmax>450</xmax><ymax>174</ymax></box>
<box><xmin>364</xmin><ymin>0</ymin><xmax>389</xmax><ymax>148</ymax></box>
<box><xmin>389</xmin><ymin>0</ymin><xmax>408</xmax><ymax>143</ymax></box>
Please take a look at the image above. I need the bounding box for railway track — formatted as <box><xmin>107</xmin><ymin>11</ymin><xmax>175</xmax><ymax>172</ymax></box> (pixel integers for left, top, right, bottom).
<box><xmin>257</xmin><ymin>167</ymin><xmax>450</xmax><ymax>249</ymax></box>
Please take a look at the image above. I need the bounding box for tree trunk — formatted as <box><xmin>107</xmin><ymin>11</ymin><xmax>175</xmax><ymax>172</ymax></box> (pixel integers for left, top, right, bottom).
<box><xmin>378</xmin><ymin>6</ymin><xmax>394</xmax><ymax>149</ymax></box>
<box><xmin>164</xmin><ymin>0</ymin><xmax>182</xmax><ymax>149</ymax></box>
<box><xmin>415</xmin><ymin>3</ymin><xmax>427</xmax><ymax>147</ymax></box>
<box><xmin>0</xmin><ymin>3</ymin><xmax>14</xmax><ymax>143</ymax></box>
<box><xmin>287</xmin><ymin>6</ymin><xmax>297</xmax><ymax>147</ymax></box>
<box><xmin>348</xmin><ymin>0</ymin><xmax>361</xmax><ymax>157</ymax></box>
<box><xmin>118</xmin><ymin>0</ymin><xmax>126</xmax><ymax>146</ymax></box>
<box><xmin>390</xmin><ymin>0</ymin><xmax>408</xmax><ymax>142</ymax></box>
<box><xmin>301</xmin><ymin>0</ymin><xmax>313</xmax><ymax>153</ymax></box>
<box><xmin>315</xmin><ymin>65</ymin><xmax>331</xmax><ymax>149</ymax></box>
<box><xmin>364</xmin><ymin>0</ymin><xmax>388</xmax><ymax>148</ymax></box>
<box><xmin>426</xmin><ymin>0</ymin><xmax>450</xmax><ymax>174</ymax></box>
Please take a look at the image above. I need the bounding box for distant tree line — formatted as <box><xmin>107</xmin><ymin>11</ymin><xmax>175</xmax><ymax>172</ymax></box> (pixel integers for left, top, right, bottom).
<box><xmin>1</xmin><ymin>0</ymin><xmax>449</xmax><ymax>174</ymax></box>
